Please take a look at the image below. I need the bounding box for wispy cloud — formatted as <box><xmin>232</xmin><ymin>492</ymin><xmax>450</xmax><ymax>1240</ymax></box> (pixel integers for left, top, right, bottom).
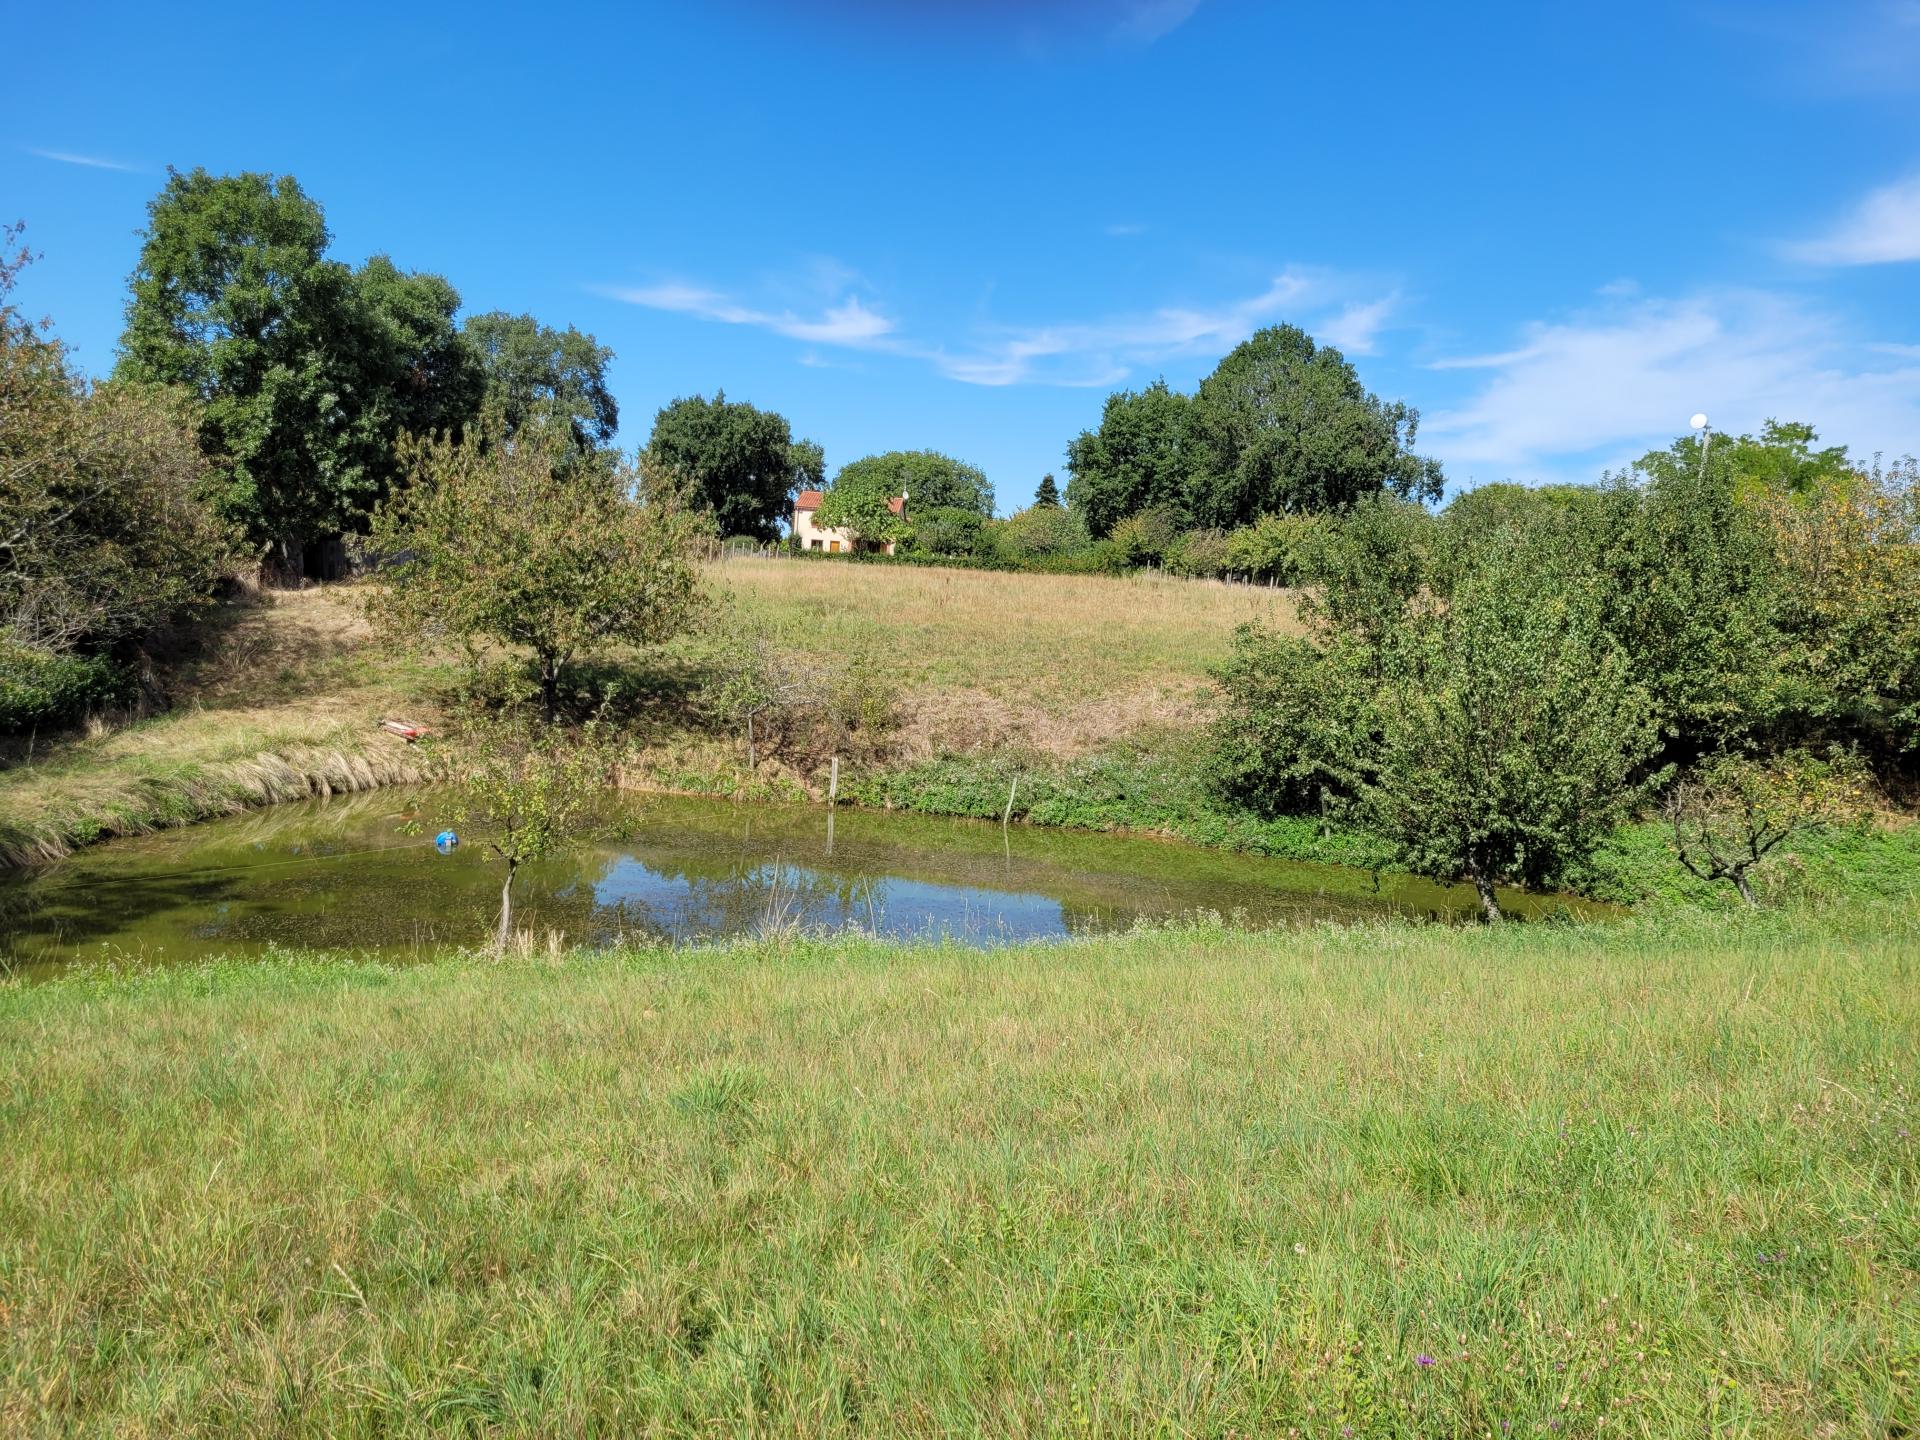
<box><xmin>602</xmin><ymin>283</ymin><xmax>897</xmax><ymax>347</ymax></box>
<box><xmin>1104</xmin><ymin>221</ymin><xmax>1148</xmax><ymax>238</ymax></box>
<box><xmin>1786</xmin><ymin>171</ymin><xmax>1920</xmax><ymax>265</ymax></box>
<box><xmin>1111</xmin><ymin>0</ymin><xmax>1202</xmax><ymax>44</ymax></box>
<box><xmin>1422</xmin><ymin>289</ymin><xmax>1920</xmax><ymax>484</ymax></box>
<box><xmin>22</xmin><ymin>145</ymin><xmax>142</xmax><ymax>172</ymax></box>
<box><xmin>607</xmin><ymin>262</ymin><xmax>1394</xmax><ymax>388</ymax></box>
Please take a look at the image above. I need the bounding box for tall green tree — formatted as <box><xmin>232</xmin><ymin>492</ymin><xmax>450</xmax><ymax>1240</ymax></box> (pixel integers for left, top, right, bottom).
<box><xmin>1064</xmin><ymin>379</ymin><xmax>1192</xmax><ymax>537</ymax></box>
<box><xmin>1187</xmin><ymin>325</ymin><xmax>1443</xmax><ymax>525</ymax></box>
<box><xmin>643</xmin><ymin>391</ymin><xmax>814</xmax><ymax>542</ymax></box>
<box><xmin>116</xmin><ymin>168</ymin><xmax>477</xmax><ymax>574</ymax></box>
<box><xmin>1034</xmin><ymin>473</ymin><xmax>1061</xmax><ymax>508</ymax></box>
<box><xmin>461</xmin><ymin>311</ymin><xmax>616</xmax><ymax>453</ymax></box>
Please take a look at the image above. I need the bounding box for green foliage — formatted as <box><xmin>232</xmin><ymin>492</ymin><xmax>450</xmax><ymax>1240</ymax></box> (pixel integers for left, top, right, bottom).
<box><xmin>1108</xmin><ymin>505</ymin><xmax>1181</xmax><ymax>566</ymax></box>
<box><xmin>643</xmin><ymin>391</ymin><xmax>812</xmax><ymax>543</ymax></box>
<box><xmin>1665</xmin><ymin>749</ymin><xmax>1874</xmax><ymax>905</ymax></box>
<box><xmin>115</xmin><ymin>169</ymin><xmax>477</xmax><ymax>566</ymax></box>
<box><xmin>1163</xmin><ymin>527</ymin><xmax>1232</xmax><ymax>578</ymax></box>
<box><xmin>1064</xmin><ymin>378</ymin><xmax>1192</xmax><ymax>537</ymax></box>
<box><xmin>994</xmin><ymin>503</ymin><xmax>1090</xmax><ymax>559</ymax></box>
<box><xmin>1724</xmin><ymin>419</ymin><xmax>1853</xmax><ymax>496</ymax></box>
<box><xmin>905</xmin><ymin>505</ymin><xmax>992</xmax><ymax>560</ymax></box>
<box><xmin>461</xmin><ymin>311</ymin><xmax>615</xmax><ymax>453</ymax></box>
<box><xmin>1187</xmin><ymin>325</ymin><xmax>1443</xmax><ymax>523</ymax></box>
<box><xmin>443</xmin><ymin>706</ymin><xmax>611</xmax><ymax>947</ymax></box>
<box><xmin>1220</xmin><ymin>512</ymin><xmax>1320</xmax><ymax>583</ymax></box>
<box><xmin>1362</xmin><ymin>537</ymin><xmax>1661</xmax><ymax>918</ymax></box>
<box><xmin>820</xmin><ymin>451</ymin><xmax>992</xmax><ymax>548</ymax></box>
<box><xmin>1206</xmin><ymin>627</ymin><xmax>1377</xmax><ymax>816</ymax></box>
<box><xmin>2</xmin><ymin>224</ymin><xmax>235</xmax><ymax>730</ymax></box>
<box><xmin>1033</xmin><ymin>473</ymin><xmax>1061</xmax><ymax>508</ymax></box>
<box><xmin>0</xmin><ymin>644</ymin><xmax>131</xmax><ymax>733</ymax></box>
<box><xmin>370</xmin><ymin>415</ymin><xmax>702</xmax><ymax>716</ymax></box>
<box><xmin>1298</xmin><ymin>495</ymin><xmax>1436</xmax><ymax>665</ymax></box>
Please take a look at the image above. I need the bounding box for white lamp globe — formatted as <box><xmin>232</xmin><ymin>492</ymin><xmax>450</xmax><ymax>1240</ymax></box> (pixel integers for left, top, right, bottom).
<box><xmin>1689</xmin><ymin>413</ymin><xmax>1709</xmax><ymax>430</ymax></box>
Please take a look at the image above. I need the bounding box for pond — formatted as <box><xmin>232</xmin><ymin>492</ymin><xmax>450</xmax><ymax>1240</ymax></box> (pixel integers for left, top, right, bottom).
<box><xmin>0</xmin><ymin>791</ymin><xmax>1607</xmax><ymax>973</ymax></box>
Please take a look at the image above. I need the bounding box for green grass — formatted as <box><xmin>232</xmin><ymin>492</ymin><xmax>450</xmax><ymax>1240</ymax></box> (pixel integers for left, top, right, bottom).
<box><xmin>3</xmin><ymin>909</ymin><xmax>1916</xmax><ymax>1435</ymax></box>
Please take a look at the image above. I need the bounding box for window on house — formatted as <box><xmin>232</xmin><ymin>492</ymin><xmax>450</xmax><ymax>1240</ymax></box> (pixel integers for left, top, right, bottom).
<box><xmin>809</xmin><ymin>538</ymin><xmax>821</xmax><ymax>550</ymax></box>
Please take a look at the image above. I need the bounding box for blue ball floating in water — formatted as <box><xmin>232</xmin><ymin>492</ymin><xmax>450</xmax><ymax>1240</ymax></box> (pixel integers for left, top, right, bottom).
<box><xmin>434</xmin><ymin>830</ymin><xmax>459</xmax><ymax>855</ymax></box>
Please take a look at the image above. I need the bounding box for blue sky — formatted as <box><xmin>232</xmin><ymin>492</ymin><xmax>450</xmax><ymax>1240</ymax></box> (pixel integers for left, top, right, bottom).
<box><xmin>6</xmin><ymin>0</ymin><xmax>1919</xmax><ymax>509</ymax></box>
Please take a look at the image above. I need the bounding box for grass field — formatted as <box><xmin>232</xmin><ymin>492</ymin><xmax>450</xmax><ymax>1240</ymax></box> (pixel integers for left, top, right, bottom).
<box><xmin>0</xmin><ymin>564</ymin><xmax>1294</xmax><ymax>865</ymax></box>
<box><xmin>2</xmin><ymin>908</ymin><xmax>1915</xmax><ymax>1435</ymax></box>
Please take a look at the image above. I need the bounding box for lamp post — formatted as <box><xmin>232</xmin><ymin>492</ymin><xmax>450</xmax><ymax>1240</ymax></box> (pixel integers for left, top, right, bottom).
<box><xmin>1690</xmin><ymin>412</ymin><xmax>1712</xmax><ymax>479</ymax></box>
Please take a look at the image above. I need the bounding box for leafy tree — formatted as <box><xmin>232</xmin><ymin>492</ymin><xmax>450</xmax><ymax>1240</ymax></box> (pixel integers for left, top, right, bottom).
<box><xmin>1034</xmin><ymin>473</ymin><xmax>1061</xmax><ymax>507</ymax></box>
<box><xmin>116</xmin><ymin>169</ymin><xmax>474</xmax><ymax>573</ymax></box>
<box><xmin>1108</xmin><ymin>505</ymin><xmax>1182</xmax><ymax>566</ymax></box>
<box><xmin>445</xmin><ymin>707</ymin><xmax>610</xmax><ymax>949</ymax></box>
<box><xmin>370</xmin><ymin>415</ymin><xmax>701</xmax><ymax>717</ymax></box>
<box><xmin>995</xmin><ymin>503</ymin><xmax>1089</xmax><ymax>559</ymax></box>
<box><xmin>1065</xmin><ymin>379</ymin><xmax>1192</xmax><ymax>537</ymax></box>
<box><xmin>827</xmin><ymin>451</ymin><xmax>992</xmax><ymax>521</ymax></box>
<box><xmin>815</xmin><ymin>457</ymin><xmax>911</xmax><ymax>548</ymax></box>
<box><xmin>1300</xmin><ymin>495</ymin><xmax>1437</xmax><ymax>675</ymax></box>
<box><xmin>1724</xmin><ymin>420</ymin><xmax>1853</xmax><ymax>496</ymax></box>
<box><xmin>1362</xmin><ymin>531</ymin><xmax>1659</xmax><ymax>921</ymax></box>
<box><xmin>1665</xmin><ymin>749</ymin><xmax>1871</xmax><ymax>905</ymax></box>
<box><xmin>462</xmin><ymin>311</ymin><xmax>616</xmax><ymax>452</ymax></box>
<box><xmin>3</xmin><ymin>225</ymin><xmax>235</xmax><ymax>729</ymax></box>
<box><xmin>1221</xmin><ymin>513</ymin><xmax>1321</xmax><ymax>584</ymax></box>
<box><xmin>642</xmin><ymin>391</ymin><xmax>811</xmax><ymax>542</ymax></box>
<box><xmin>1187</xmin><ymin>325</ymin><xmax>1443</xmax><ymax>525</ymax></box>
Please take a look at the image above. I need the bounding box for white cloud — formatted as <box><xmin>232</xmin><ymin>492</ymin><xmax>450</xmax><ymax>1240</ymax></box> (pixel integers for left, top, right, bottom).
<box><xmin>1422</xmin><ymin>290</ymin><xmax>1920</xmax><ymax>484</ymax></box>
<box><xmin>1786</xmin><ymin>172</ymin><xmax>1920</xmax><ymax>265</ymax></box>
<box><xmin>1318</xmin><ymin>294</ymin><xmax>1398</xmax><ymax>356</ymax></box>
<box><xmin>603</xmin><ymin>284</ymin><xmax>896</xmax><ymax>347</ymax></box>
<box><xmin>23</xmin><ymin>145</ymin><xmax>140</xmax><ymax>172</ymax></box>
<box><xmin>1111</xmin><ymin>0</ymin><xmax>1202</xmax><ymax>44</ymax></box>
<box><xmin>605</xmin><ymin>262</ymin><xmax>1394</xmax><ymax>389</ymax></box>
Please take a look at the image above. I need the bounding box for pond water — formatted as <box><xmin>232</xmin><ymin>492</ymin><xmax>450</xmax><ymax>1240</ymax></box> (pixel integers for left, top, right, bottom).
<box><xmin>0</xmin><ymin>791</ymin><xmax>1607</xmax><ymax>973</ymax></box>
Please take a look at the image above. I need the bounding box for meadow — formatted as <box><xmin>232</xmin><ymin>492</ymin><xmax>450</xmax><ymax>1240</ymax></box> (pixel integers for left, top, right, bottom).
<box><xmin>2</xmin><ymin>906</ymin><xmax>1914</xmax><ymax>1435</ymax></box>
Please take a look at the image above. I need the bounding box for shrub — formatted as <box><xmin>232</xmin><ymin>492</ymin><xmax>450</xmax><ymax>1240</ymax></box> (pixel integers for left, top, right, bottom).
<box><xmin>0</xmin><ymin>645</ymin><xmax>132</xmax><ymax>734</ymax></box>
<box><xmin>1298</xmin><ymin>494</ymin><xmax>1436</xmax><ymax>669</ymax></box>
<box><xmin>994</xmin><ymin>504</ymin><xmax>1090</xmax><ymax>560</ymax></box>
<box><xmin>1664</xmin><ymin>748</ymin><xmax>1873</xmax><ymax>905</ymax></box>
<box><xmin>1165</xmin><ymin>528</ymin><xmax>1232</xmax><ymax>578</ymax></box>
<box><xmin>907</xmin><ymin>505</ymin><xmax>992</xmax><ymax>560</ymax></box>
<box><xmin>1206</xmin><ymin>626</ymin><xmax>1376</xmax><ymax>815</ymax></box>
<box><xmin>1109</xmin><ymin>506</ymin><xmax>1181</xmax><ymax>567</ymax></box>
<box><xmin>1222</xmin><ymin>513</ymin><xmax>1319</xmax><ymax>584</ymax></box>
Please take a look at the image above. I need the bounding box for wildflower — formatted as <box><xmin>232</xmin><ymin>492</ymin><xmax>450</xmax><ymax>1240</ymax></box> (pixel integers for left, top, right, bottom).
<box><xmin>1416</xmin><ymin>1353</ymin><xmax>1436</xmax><ymax>1367</ymax></box>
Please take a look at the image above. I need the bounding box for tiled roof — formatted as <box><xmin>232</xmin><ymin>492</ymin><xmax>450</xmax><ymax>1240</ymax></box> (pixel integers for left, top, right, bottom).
<box><xmin>793</xmin><ymin>490</ymin><xmax>906</xmax><ymax>514</ymax></box>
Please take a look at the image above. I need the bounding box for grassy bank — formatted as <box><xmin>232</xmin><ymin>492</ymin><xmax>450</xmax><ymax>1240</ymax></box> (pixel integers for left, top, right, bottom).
<box><xmin>0</xmin><ymin>565</ymin><xmax>1290</xmax><ymax>868</ymax></box>
<box><xmin>2</xmin><ymin>910</ymin><xmax>1915</xmax><ymax>1435</ymax></box>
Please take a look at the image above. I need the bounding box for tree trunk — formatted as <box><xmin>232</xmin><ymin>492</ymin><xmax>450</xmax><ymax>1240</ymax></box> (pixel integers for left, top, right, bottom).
<box><xmin>496</xmin><ymin>862</ymin><xmax>516</xmax><ymax>952</ymax></box>
<box><xmin>1469</xmin><ymin>863</ymin><xmax>1502</xmax><ymax>923</ymax></box>
<box><xmin>539</xmin><ymin>655</ymin><xmax>559</xmax><ymax>722</ymax></box>
<box><xmin>746</xmin><ymin>712</ymin><xmax>756</xmax><ymax>771</ymax></box>
<box><xmin>1732</xmin><ymin>870</ymin><xmax>1757</xmax><ymax>907</ymax></box>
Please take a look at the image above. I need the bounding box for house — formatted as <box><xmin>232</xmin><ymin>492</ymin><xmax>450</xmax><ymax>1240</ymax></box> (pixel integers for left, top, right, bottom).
<box><xmin>790</xmin><ymin>490</ymin><xmax>906</xmax><ymax>555</ymax></box>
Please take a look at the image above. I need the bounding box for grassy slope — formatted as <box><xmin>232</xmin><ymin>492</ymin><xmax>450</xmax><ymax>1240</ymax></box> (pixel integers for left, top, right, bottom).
<box><xmin>0</xmin><ymin>563</ymin><xmax>1293</xmax><ymax>866</ymax></box>
<box><xmin>2</xmin><ymin>910</ymin><xmax>1915</xmax><ymax>1435</ymax></box>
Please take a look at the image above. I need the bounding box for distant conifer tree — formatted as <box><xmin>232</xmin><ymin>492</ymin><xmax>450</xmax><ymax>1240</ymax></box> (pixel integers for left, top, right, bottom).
<box><xmin>1035</xmin><ymin>473</ymin><xmax>1061</xmax><ymax>508</ymax></box>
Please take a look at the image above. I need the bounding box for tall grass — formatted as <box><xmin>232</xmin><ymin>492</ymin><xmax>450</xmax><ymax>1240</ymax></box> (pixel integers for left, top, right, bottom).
<box><xmin>2</xmin><ymin>909</ymin><xmax>1913</xmax><ymax>1434</ymax></box>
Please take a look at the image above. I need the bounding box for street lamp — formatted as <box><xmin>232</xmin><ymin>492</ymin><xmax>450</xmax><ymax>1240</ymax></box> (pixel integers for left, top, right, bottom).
<box><xmin>1690</xmin><ymin>412</ymin><xmax>1712</xmax><ymax>478</ymax></box>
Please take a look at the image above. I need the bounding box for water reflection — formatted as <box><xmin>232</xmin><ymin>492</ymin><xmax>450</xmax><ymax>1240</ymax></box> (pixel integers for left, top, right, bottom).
<box><xmin>0</xmin><ymin>789</ymin><xmax>1611</xmax><ymax>972</ymax></box>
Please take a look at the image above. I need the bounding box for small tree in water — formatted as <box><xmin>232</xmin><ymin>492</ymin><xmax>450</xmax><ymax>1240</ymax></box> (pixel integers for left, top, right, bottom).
<box><xmin>448</xmin><ymin>704</ymin><xmax>610</xmax><ymax>951</ymax></box>
<box><xmin>1665</xmin><ymin>750</ymin><xmax>1871</xmax><ymax>905</ymax></box>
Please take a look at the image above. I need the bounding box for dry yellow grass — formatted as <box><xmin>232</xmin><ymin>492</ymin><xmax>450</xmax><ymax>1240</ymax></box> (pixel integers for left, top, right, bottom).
<box><xmin>719</xmin><ymin>557</ymin><xmax>1296</xmax><ymax>720</ymax></box>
